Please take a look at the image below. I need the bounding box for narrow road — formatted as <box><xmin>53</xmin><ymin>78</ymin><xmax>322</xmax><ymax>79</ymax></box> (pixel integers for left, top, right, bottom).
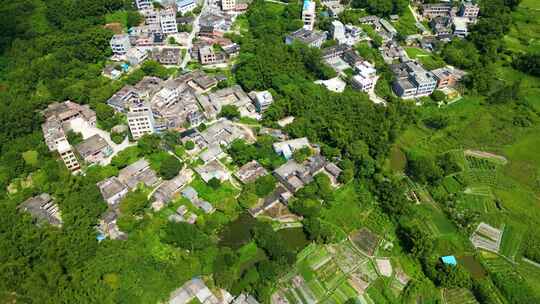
<box><xmin>180</xmin><ymin>0</ymin><xmax>208</xmax><ymax>69</ymax></box>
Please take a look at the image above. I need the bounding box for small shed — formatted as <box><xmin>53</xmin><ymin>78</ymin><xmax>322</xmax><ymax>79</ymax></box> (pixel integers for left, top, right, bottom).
<box><xmin>441</xmin><ymin>255</ymin><xmax>457</xmax><ymax>266</ymax></box>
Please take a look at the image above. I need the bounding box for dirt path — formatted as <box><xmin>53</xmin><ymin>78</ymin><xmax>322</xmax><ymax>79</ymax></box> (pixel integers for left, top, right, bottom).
<box><xmin>464</xmin><ymin>149</ymin><xmax>508</xmax><ymax>164</ymax></box>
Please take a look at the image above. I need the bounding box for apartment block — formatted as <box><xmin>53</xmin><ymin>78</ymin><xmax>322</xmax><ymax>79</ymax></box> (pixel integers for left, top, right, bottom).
<box><xmin>422</xmin><ymin>3</ymin><xmax>452</xmax><ymax>19</ymax></box>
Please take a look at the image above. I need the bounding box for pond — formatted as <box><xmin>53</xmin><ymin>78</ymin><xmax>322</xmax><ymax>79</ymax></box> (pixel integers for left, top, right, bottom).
<box><xmin>458</xmin><ymin>255</ymin><xmax>486</xmax><ymax>279</ymax></box>
<box><xmin>218</xmin><ymin>213</ymin><xmax>258</xmax><ymax>249</ymax></box>
<box><xmin>278</xmin><ymin>227</ymin><xmax>310</xmax><ymax>252</ymax></box>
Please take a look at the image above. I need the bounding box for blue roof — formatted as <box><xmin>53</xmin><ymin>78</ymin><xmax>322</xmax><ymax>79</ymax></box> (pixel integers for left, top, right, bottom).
<box><xmin>303</xmin><ymin>0</ymin><xmax>311</xmax><ymax>10</ymax></box>
<box><xmin>441</xmin><ymin>255</ymin><xmax>457</xmax><ymax>266</ymax></box>
<box><xmin>97</xmin><ymin>234</ymin><xmax>106</xmax><ymax>242</ymax></box>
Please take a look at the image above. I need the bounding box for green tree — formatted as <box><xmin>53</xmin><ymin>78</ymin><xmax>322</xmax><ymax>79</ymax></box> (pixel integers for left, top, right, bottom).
<box><xmin>208</xmin><ymin>177</ymin><xmax>221</xmax><ymax>189</ymax></box>
<box><xmin>162</xmin><ymin>222</ymin><xmax>212</xmax><ymax>251</ymax></box>
<box><xmin>219</xmin><ymin>105</ymin><xmax>241</xmax><ymax>120</ymax></box>
<box><xmin>159</xmin><ymin>155</ymin><xmax>182</xmax><ymax>180</ymax></box>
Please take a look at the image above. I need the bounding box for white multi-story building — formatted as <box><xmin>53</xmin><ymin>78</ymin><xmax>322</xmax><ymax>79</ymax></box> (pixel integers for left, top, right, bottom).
<box><xmin>159</xmin><ymin>7</ymin><xmax>178</xmax><ymax>34</ymax></box>
<box><xmin>331</xmin><ymin>20</ymin><xmax>345</xmax><ymax>43</ymax></box>
<box><xmin>110</xmin><ymin>34</ymin><xmax>131</xmax><ymax>55</ymax></box>
<box><xmin>453</xmin><ymin>17</ymin><xmax>469</xmax><ymax>38</ymax></box>
<box><xmin>135</xmin><ymin>0</ymin><xmax>153</xmax><ymax>10</ymax></box>
<box><xmin>352</xmin><ymin>61</ymin><xmax>377</xmax><ymax>92</ymax></box>
<box><xmin>250</xmin><ymin>91</ymin><xmax>274</xmax><ymax>113</ymax></box>
<box><xmin>302</xmin><ymin>0</ymin><xmax>316</xmax><ymax>30</ymax></box>
<box><xmin>222</xmin><ymin>0</ymin><xmax>236</xmax><ymax>11</ymax></box>
<box><xmin>392</xmin><ymin>61</ymin><xmax>437</xmax><ymax>99</ymax></box>
<box><xmin>127</xmin><ymin>102</ymin><xmax>156</xmax><ymax>139</ymax></box>
<box><xmin>177</xmin><ymin>0</ymin><xmax>197</xmax><ymax>14</ymax></box>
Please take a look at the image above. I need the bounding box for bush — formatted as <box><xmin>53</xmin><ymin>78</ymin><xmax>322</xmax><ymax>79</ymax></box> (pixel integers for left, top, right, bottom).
<box><xmin>219</xmin><ymin>105</ymin><xmax>240</xmax><ymax>120</ymax></box>
<box><xmin>185</xmin><ymin>140</ymin><xmax>195</xmax><ymax>150</ymax></box>
<box><xmin>208</xmin><ymin>177</ymin><xmax>221</xmax><ymax>189</ymax></box>
<box><xmin>431</xmin><ymin>90</ymin><xmax>446</xmax><ymax>102</ymax></box>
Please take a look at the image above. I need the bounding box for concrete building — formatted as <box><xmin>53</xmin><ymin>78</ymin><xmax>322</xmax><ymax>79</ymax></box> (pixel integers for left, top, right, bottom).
<box><xmin>135</xmin><ymin>0</ymin><xmax>153</xmax><ymax>10</ymax></box>
<box><xmin>302</xmin><ymin>0</ymin><xmax>316</xmax><ymax>30</ymax></box>
<box><xmin>199</xmin><ymin>45</ymin><xmax>218</xmax><ymax>65</ymax></box>
<box><xmin>127</xmin><ymin>102</ymin><xmax>156</xmax><ymax>140</ymax></box>
<box><xmin>126</xmin><ymin>47</ymin><xmax>148</xmax><ymax>66</ymax></box>
<box><xmin>153</xmin><ymin>47</ymin><xmax>182</xmax><ymax>65</ymax></box>
<box><xmin>18</xmin><ymin>194</ymin><xmax>62</xmax><ymax>227</ymax></box>
<box><xmin>177</xmin><ymin>0</ymin><xmax>197</xmax><ymax>14</ymax></box>
<box><xmin>452</xmin><ymin>17</ymin><xmax>469</xmax><ymax>38</ymax></box>
<box><xmin>459</xmin><ymin>1</ymin><xmax>480</xmax><ymax>20</ymax></box>
<box><xmin>118</xmin><ymin>159</ymin><xmax>159</xmax><ymax>189</ymax></box>
<box><xmin>235</xmin><ymin>160</ymin><xmax>268</xmax><ymax>184</ymax></box>
<box><xmin>57</xmin><ymin>139</ymin><xmax>81</xmax><ymax>173</ymax></box>
<box><xmin>110</xmin><ymin>34</ymin><xmax>131</xmax><ymax>55</ymax></box>
<box><xmin>422</xmin><ymin>3</ymin><xmax>452</xmax><ymax>19</ymax></box>
<box><xmin>331</xmin><ymin>20</ymin><xmax>345</xmax><ymax>43</ymax></box>
<box><xmin>379</xmin><ymin>19</ymin><xmax>398</xmax><ymax>39</ymax></box>
<box><xmin>107</xmin><ymin>85</ymin><xmax>141</xmax><ymax>113</ymax></box>
<box><xmin>75</xmin><ymin>134</ymin><xmax>113</xmax><ymax>165</ymax></box>
<box><xmin>97</xmin><ymin>177</ymin><xmax>129</xmax><ymax>206</ymax></box>
<box><xmin>159</xmin><ymin>7</ymin><xmax>179</xmax><ymax>35</ymax></box>
<box><xmin>285</xmin><ymin>28</ymin><xmax>326</xmax><ymax>48</ymax></box>
<box><xmin>430</xmin><ymin>16</ymin><xmax>453</xmax><ymax>38</ymax></box>
<box><xmin>249</xmin><ymin>90</ymin><xmax>273</xmax><ymax>113</ymax></box>
<box><xmin>273</xmin><ymin>137</ymin><xmax>310</xmax><ymax>160</ymax></box>
<box><xmin>43</xmin><ymin>101</ymin><xmax>97</xmax><ymax>127</ymax></box>
<box><xmin>222</xmin><ymin>0</ymin><xmax>236</xmax><ymax>10</ymax></box>
<box><xmin>391</xmin><ymin>61</ymin><xmax>437</xmax><ymax>99</ymax></box>
<box><xmin>431</xmin><ymin>66</ymin><xmax>465</xmax><ymax>89</ymax></box>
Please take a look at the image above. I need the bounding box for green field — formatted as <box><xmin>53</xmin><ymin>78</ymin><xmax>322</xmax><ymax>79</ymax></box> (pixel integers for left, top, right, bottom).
<box><xmin>404</xmin><ymin>47</ymin><xmax>446</xmax><ymax>70</ymax></box>
<box><xmin>499</xmin><ymin>225</ymin><xmax>523</xmax><ymax>260</ymax></box>
<box><xmin>393</xmin><ymin>6</ymin><xmax>418</xmax><ymax>36</ymax></box>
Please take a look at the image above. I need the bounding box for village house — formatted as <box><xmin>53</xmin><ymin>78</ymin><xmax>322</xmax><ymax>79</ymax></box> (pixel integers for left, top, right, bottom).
<box><xmin>302</xmin><ymin>0</ymin><xmax>316</xmax><ymax>30</ymax></box>
<box><xmin>431</xmin><ymin>66</ymin><xmax>465</xmax><ymax>89</ymax></box>
<box><xmin>152</xmin><ymin>48</ymin><xmax>182</xmax><ymax>65</ymax></box>
<box><xmin>359</xmin><ymin>15</ymin><xmax>381</xmax><ymax>31</ymax></box>
<box><xmin>97</xmin><ymin>176</ymin><xmax>129</xmax><ymax>206</ymax></box>
<box><xmin>249</xmin><ymin>185</ymin><xmax>292</xmax><ymax>217</ymax></box>
<box><xmin>321</xmin><ymin>44</ymin><xmax>351</xmax><ymax>61</ymax></box>
<box><xmin>110</xmin><ymin>34</ymin><xmax>131</xmax><ymax>55</ymax></box>
<box><xmin>248</xmin><ymin>90</ymin><xmax>273</xmax><ymax>113</ymax></box>
<box><xmin>273</xmin><ymin>137</ymin><xmax>310</xmax><ymax>160</ymax></box>
<box><xmin>421</xmin><ymin>3</ymin><xmax>452</xmax><ymax>20</ymax></box>
<box><xmin>181</xmin><ymin>187</ymin><xmax>215</xmax><ymax>214</ymax></box>
<box><xmin>98</xmin><ymin>209</ymin><xmax>127</xmax><ymax>240</ymax></box>
<box><xmin>75</xmin><ymin>134</ymin><xmax>113</xmax><ymax>165</ymax></box>
<box><xmin>206</xmin><ymin>85</ymin><xmax>257</xmax><ymax>118</ymax></box>
<box><xmin>107</xmin><ymin>85</ymin><xmax>141</xmax><ymax>112</ymax></box>
<box><xmin>452</xmin><ymin>16</ymin><xmax>469</xmax><ymax>38</ymax></box>
<box><xmin>18</xmin><ymin>193</ymin><xmax>62</xmax><ymax>227</ymax></box>
<box><xmin>118</xmin><ymin>159</ymin><xmax>159</xmax><ymax>189</ymax></box>
<box><xmin>235</xmin><ymin>160</ymin><xmax>268</xmax><ymax>184</ymax></box>
<box><xmin>153</xmin><ymin>169</ymin><xmax>193</xmax><ymax>204</ymax></box>
<box><xmin>187</xmin><ymin>119</ymin><xmax>250</xmax><ymax>149</ymax></box>
<box><xmin>200</xmin><ymin>145</ymin><xmax>225</xmax><ymax>163</ymax></box>
<box><xmin>430</xmin><ymin>16</ymin><xmax>453</xmax><ymax>39</ymax></box>
<box><xmin>195</xmin><ymin>159</ymin><xmax>231</xmax><ymax>183</ymax></box>
<box><xmin>273</xmin><ymin>154</ymin><xmax>340</xmax><ymax>193</ymax></box>
<box><xmin>285</xmin><ymin>28</ymin><xmax>326</xmax><ymax>48</ymax></box>
<box><xmin>126</xmin><ymin>47</ymin><xmax>148</xmax><ymax>66</ymax></box>
<box><xmin>43</xmin><ymin>101</ymin><xmax>97</xmax><ymax>127</ymax></box>
<box><xmin>459</xmin><ymin>1</ymin><xmax>480</xmax><ymax>21</ymax></box>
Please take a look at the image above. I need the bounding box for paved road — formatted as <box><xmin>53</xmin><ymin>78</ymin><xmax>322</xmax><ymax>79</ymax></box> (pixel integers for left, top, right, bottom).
<box><xmin>180</xmin><ymin>0</ymin><xmax>212</xmax><ymax>69</ymax></box>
